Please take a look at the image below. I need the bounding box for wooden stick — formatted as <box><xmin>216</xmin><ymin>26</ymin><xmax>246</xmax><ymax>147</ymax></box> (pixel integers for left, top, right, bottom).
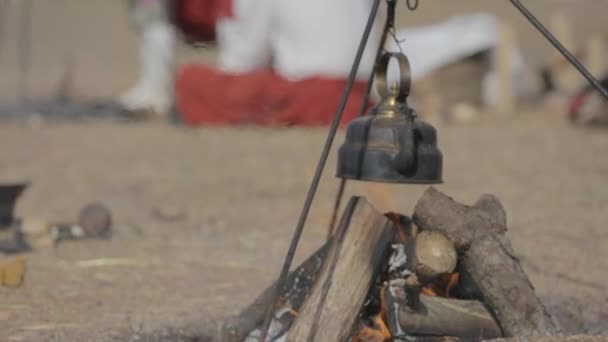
<box><xmin>286</xmin><ymin>196</ymin><xmax>394</xmax><ymax>342</ymax></box>
<box><xmin>413</xmin><ymin>187</ymin><xmax>559</xmax><ymax>338</ymax></box>
<box><xmin>495</xmin><ymin>20</ymin><xmax>516</xmax><ymax>114</ymax></box>
<box><xmin>219</xmin><ymin>241</ymin><xmax>330</xmax><ymax>342</ymax></box>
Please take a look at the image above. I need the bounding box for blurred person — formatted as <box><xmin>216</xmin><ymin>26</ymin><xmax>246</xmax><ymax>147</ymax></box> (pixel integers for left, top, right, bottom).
<box><xmin>120</xmin><ymin>0</ymin><xmax>379</xmax><ymax>125</ymax></box>
<box><xmin>119</xmin><ymin>0</ymin><xmax>177</xmax><ymax>118</ymax></box>
<box><xmin>568</xmin><ymin>73</ymin><xmax>608</xmax><ymax>125</ymax></box>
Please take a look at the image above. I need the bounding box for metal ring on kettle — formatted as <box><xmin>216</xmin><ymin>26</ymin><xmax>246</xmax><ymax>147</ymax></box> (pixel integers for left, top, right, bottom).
<box><xmin>374</xmin><ymin>52</ymin><xmax>412</xmax><ymax>101</ymax></box>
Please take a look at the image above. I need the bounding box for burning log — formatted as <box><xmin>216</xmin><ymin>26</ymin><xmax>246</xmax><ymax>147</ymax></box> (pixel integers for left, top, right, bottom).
<box><xmin>384</xmin><ymin>286</ymin><xmax>502</xmax><ymax>340</ymax></box>
<box><xmin>413</xmin><ymin>187</ymin><xmax>559</xmax><ymax>338</ymax></box>
<box><xmin>414</xmin><ymin>230</ymin><xmax>457</xmax><ymax>284</ymax></box>
<box><xmin>220</xmin><ymin>240</ymin><xmax>330</xmax><ymax>342</ymax></box>
<box><xmin>286</xmin><ymin>196</ymin><xmax>394</xmax><ymax>342</ymax></box>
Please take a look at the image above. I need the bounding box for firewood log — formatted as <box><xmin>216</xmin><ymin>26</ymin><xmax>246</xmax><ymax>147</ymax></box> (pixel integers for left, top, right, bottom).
<box><xmin>286</xmin><ymin>196</ymin><xmax>394</xmax><ymax>342</ymax></box>
<box><xmin>384</xmin><ymin>285</ymin><xmax>502</xmax><ymax>340</ymax></box>
<box><xmin>414</xmin><ymin>230</ymin><xmax>457</xmax><ymax>283</ymax></box>
<box><xmin>413</xmin><ymin>187</ymin><xmax>559</xmax><ymax>338</ymax></box>
<box><xmin>219</xmin><ymin>240</ymin><xmax>330</xmax><ymax>342</ymax></box>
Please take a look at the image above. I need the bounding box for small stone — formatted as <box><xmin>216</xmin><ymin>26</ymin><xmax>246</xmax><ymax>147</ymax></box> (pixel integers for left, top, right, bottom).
<box><xmin>78</xmin><ymin>202</ymin><xmax>112</xmax><ymax>238</ymax></box>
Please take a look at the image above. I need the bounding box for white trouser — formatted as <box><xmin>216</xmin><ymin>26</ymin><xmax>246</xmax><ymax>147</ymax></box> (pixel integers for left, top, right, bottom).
<box><xmin>120</xmin><ymin>11</ymin><xmax>176</xmax><ymax>115</ymax></box>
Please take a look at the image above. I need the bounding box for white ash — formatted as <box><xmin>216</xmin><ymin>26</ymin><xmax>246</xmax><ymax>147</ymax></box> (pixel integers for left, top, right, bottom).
<box><xmin>244</xmin><ymin>329</ymin><xmax>286</xmax><ymax>342</ymax></box>
<box><xmin>393</xmin><ymin>302</ymin><xmax>407</xmax><ymax>337</ymax></box>
<box><xmin>363</xmin><ymin>297</ymin><xmax>372</xmax><ymax>307</ymax></box>
<box><xmin>388</xmin><ymin>244</ymin><xmax>413</xmax><ymax>277</ymax></box>
<box><xmin>244</xmin><ymin>306</ymin><xmax>294</xmax><ymax>342</ymax></box>
<box><xmin>284</xmin><ymin>266</ymin><xmax>314</xmax><ymax>300</ymax></box>
<box><xmin>388</xmin><ymin>245</ymin><xmax>407</xmax><ymax>272</ymax></box>
<box><xmin>388</xmin><ymin>279</ymin><xmax>407</xmax><ymax>302</ymax></box>
<box><xmin>387</xmin><ymin>279</ymin><xmax>416</xmax><ymax>342</ymax></box>
<box><xmin>393</xmin><ymin>332</ymin><xmax>417</xmax><ymax>342</ymax></box>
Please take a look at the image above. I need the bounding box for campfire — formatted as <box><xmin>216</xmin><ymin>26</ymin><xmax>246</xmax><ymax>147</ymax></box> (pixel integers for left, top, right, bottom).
<box><xmin>218</xmin><ymin>9</ymin><xmax>562</xmax><ymax>338</ymax></box>
<box><xmin>220</xmin><ymin>188</ymin><xmax>559</xmax><ymax>342</ymax></box>
<box><xmin>215</xmin><ymin>0</ymin><xmax>603</xmax><ymax>338</ymax></box>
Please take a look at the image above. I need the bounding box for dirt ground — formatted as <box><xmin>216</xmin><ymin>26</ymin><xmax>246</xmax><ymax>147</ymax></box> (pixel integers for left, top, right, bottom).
<box><xmin>0</xmin><ymin>1</ymin><xmax>607</xmax><ymax>341</ymax></box>
<box><xmin>0</xmin><ymin>116</ymin><xmax>607</xmax><ymax>341</ymax></box>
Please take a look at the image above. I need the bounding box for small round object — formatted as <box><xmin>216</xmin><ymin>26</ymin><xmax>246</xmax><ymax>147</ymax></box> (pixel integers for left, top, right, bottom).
<box><xmin>414</xmin><ymin>230</ymin><xmax>457</xmax><ymax>282</ymax></box>
<box><xmin>78</xmin><ymin>202</ymin><xmax>112</xmax><ymax>238</ymax></box>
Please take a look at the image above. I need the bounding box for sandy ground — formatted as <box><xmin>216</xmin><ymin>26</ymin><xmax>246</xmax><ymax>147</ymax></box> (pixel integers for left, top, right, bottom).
<box><xmin>0</xmin><ymin>115</ymin><xmax>607</xmax><ymax>341</ymax></box>
<box><xmin>0</xmin><ymin>0</ymin><xmax>607</xmax><ymax>341</ymax></box>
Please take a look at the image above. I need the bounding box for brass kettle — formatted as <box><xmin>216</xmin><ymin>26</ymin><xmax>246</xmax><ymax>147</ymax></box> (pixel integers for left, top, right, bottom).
<box><xmin>336</xmin><ymin>52</ymin><xmax>442</xmax><ymax>184</ymax></box>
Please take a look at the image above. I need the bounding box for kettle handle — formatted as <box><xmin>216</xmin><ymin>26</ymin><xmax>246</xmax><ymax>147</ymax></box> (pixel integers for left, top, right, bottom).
<box><xmin>375</xmin><ymin>52</ymin><xmax>416</xmax><ymax>174</ymax></box>
<box><xmin>393</xmin><ymin>106</ymin><xmax>416</xmax><ymax>174</ymax></box>
<box><xmin>375</xmin><ymin>52</ymin><xmax>412</xmax><ymax>101</ymax></box>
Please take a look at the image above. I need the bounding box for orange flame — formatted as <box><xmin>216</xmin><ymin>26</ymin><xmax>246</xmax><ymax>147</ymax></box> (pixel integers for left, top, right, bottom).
<box><xmin>421</xmin><ymin>286</ymin><xmax>439</xmax><ymax>297</ymax></box>
<box><xmin>353</xmin><ymin>271</ymin><xmax>461</xmax><ymax>341</ymax></box>
<box><xmin>421</xmin><ymin>272</ymin><xmax>460</xmax><ymax>297</ymax></box>
<box><xmin>445</xmin><ymin>272</ymin><xmax>460</xmax><ymax>297</ymax></box>
<box><xmin>353</xmin><ymin>315</ymin><xmax>392</xmax><ymax>342</ymax></box>
<box><xmin>384</xmin><ymin>212</ymin><xmax>408</xmax><ymax>243</ymax></box>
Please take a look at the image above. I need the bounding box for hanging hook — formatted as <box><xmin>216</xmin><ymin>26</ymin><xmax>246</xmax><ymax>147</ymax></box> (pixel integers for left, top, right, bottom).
<box><xmin>386</xmin><ymin>0</ymin><xmax>396</xmax><ymax>29</ymax></box>
<box><xmin>375</xmin><ymin>52</ymin><xmax>412</xmax><ymax>101</ymax></box>
<box><xmin>406</xmin><ymin>0</ymin><xmax>419</xmax><ymax>11</ymax></box>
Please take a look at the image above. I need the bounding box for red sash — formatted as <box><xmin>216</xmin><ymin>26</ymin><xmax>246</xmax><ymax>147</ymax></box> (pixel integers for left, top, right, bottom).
<box><xmin>175</xmin><ymin>65</ymin><xmax>372</xmax><ymax>127</ymax></box>
<box><xmin>173</xmin><ymin>0</ymin><xmax>233</xmax><ymax>43</ymax></box>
